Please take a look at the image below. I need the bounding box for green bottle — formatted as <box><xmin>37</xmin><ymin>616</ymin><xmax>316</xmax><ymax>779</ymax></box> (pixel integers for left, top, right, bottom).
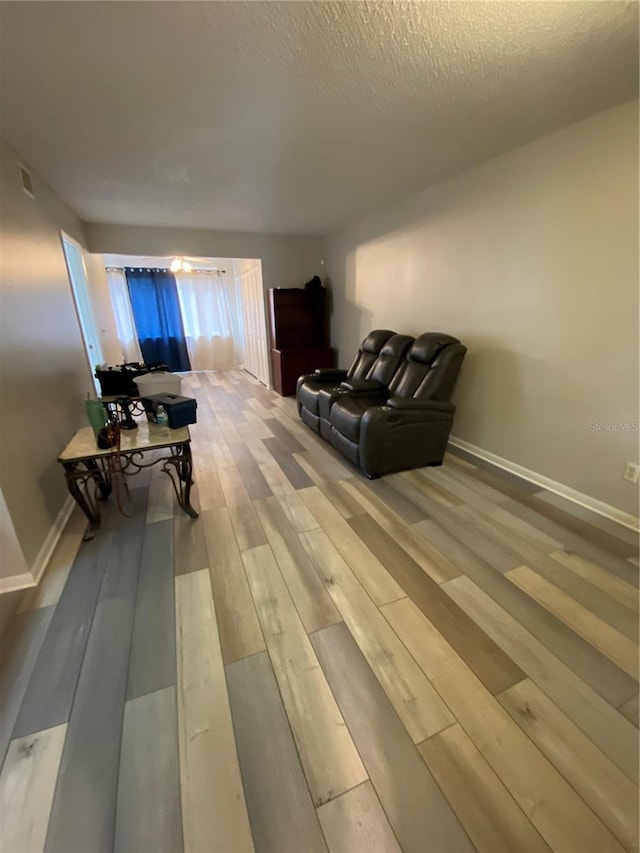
<box><xmin>85</xmin><ymin>397</ymin><xmax>108</xmax><ymax>438</ymax></box>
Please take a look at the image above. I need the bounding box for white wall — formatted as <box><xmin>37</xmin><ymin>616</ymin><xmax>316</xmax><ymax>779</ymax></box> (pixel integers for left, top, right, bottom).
<box><xmin>85</xmin><ymin>224</ymin><xmax>323</xmax><ymax>294</ymax></box>
<box><xmin>0</xmin><ymin>138</ymin><xmax>93</xmax><ymax>569</ymax></box>
<box><xmin>324</xmin><ymin>101</ymin><xmax>639</xmax><ymax>517</ymax></box>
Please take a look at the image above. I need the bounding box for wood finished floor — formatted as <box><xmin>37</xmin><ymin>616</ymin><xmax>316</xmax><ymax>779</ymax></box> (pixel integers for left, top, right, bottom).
<box><xmin>1</xmin><ymin>369</ymin><xmax>638</xmax><ymax>853</ymax></box>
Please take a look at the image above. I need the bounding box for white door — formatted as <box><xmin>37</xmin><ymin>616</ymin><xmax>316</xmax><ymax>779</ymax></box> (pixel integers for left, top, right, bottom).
<box><xmin>237</xmin><ymin>262</ymin><xmax>270</xmax><ymax>386</ymax></box>
<box><xmin>61</xmin><ymin>233</ymin><xmax>103</xmax><ymax>387</ymax></box>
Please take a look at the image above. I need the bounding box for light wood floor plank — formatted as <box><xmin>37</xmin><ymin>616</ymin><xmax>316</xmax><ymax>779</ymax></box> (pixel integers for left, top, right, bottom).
<box><xmin>174</xmin><ymin>513</ymin><xmax>208</xmax><ymax>576</ymax></box>
<box><xmin>254</xmin><ymin>496</ymin><xmax>341</xmax><ymax>633</ymax></box>
<box><xmin>201</xmin><ymin>507</ymin><xmax>265</xmax><ymax>664</ymax></box>
<box><xmin>293</xmin><ymin>456</ymin><xmax>367</xmax><ymax>519</ymax></box>
<box><xmin>259</xmin><ymin>457</ymin><xmax>322</xmax><ymax>532</ymax></box>
<box><xmin>300</xmin><ymin>527</ymin><xmax>453</xmax><ymax>743</ymax></box>
<box><xmin>242</xmin><ymin>409</ymin><xmax>276</xmax><ymax>439</ymax></box>
<box><xmin>618</xmin><ymin>692</ymin><xmax>639</xmax><ymax>728</ymax></box>
<box><xmin>382</xmin><ymin>597</ymin><xmax>625</xmax><ymax>853</ymax></box>
<box><xmin>442</xmin><ymin>501</ymin><xmax>639</xmax><ymax>640</ymax></box>
<box><xmin>226</xmin><ymin>651</ymin><xmax>327</xmax><ymax>853</ymax></box>
<box><xmin>419</xmin><ymin>723</ymin><xmax>550</xmax><ymax>853</ymax></box>
<box><xmin>421</xmin><ymin>465</ymin><xmax>507</xmax><ymax>509</ymax></box>
<box><xmin>114</xmin><ymin>686</ymin><xmax>183</xmax><ymax>853</ymax></box>
<box><xmin>236</xmin><ymin>424</ymin><xmax>274</xmax><ymax>463</ymax></box>
<box><xmin>348</xmin><ymin>513</ymin><xmax>524</xmax><ymax>695</ymax></box>
<box><xmin>175</xmin><ymin>569</ymin><xmax>254</xmax><ymax>853</ymax></box>
<box><xmin>146</xmin><ymin>469</ymin><xmax>176</xmax><ymax>524</ymax></box>
<box><xmin>400</xmin><ymin>468</ymin><xmax>461</xmax><ymax>507</ymax></box>
<box><xmin>0</xmin><ymin>724</ymin><xmax>67</xmax><ymax>853</ymax></box>
<box><xmin>215</xmin><ymin>410</ymin><xmax>244</xmax><ymax>444</ymax></box>
<box><xmin>415</xmin><ymin>518</ymin><xmax>637</xmax><ymax>707</ymax></box>
<box><xmin>341</xmin><ymin>479</ymin><xmax>461</xmax><ymax>582</ymax></box>
<box><xmin>502</xmin><ymin>498</ymin><xmax>639</xmax><ymax>586</ymax></box>
<box><xmin>218</xmin><ymin>461</ymin><xmax>252</xmax><ymax>506</ymax></box>
<box><xmin>316</xmin><ymin>781</ymin><xmax>400</xmax><ymax>853</ymax></box>
<box><xmin>507</xmin><ymin>565</ymin><xmax>639</xmax><ymax>678</ymax></box>
<box><xmin>310</xmin><ymin>622</ymin><xmax>473</xmax><ymax>853</ymax></box>
<box><xmin>299</xmin><ymin>486</ymin><xmax>405</xmax><ymax>606</ymax></box>
<box><xmin>191</xmin><ymin>454</ymin><xmax>226</xmax><ymax>511</ymax></box>
<box><xmin>242</xmin><ymin>544</ymin><xmax>367</xmax><ymax>806</ymax></box>
<box><xmin>443</xmin><ymin>575</ymin><xmax>639</xmax><ymax>782</ymax></box>
<box><xmin>498</xmin><ymin>679</ymin><xmax>639</xmax><ymax>849</ymax></box>
<box><xmin>430</xmin><ymin>462</ymin><xmax>512</xmax><ymax>506</ymax></box>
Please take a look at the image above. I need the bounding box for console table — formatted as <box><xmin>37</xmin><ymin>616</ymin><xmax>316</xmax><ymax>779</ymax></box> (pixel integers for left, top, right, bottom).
<box><xmin>58</xmin><ymin>422</ymin><xmax>198</xmax><ymax>540</ymax></box>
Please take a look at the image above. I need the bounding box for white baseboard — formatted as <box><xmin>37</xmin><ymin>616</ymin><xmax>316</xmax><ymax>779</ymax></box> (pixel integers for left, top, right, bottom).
<box><xmin>0</xmin><ymin>495</ymin><xmax>76</xmax><ymax>595</ymax></box>
<box><xmin>448</xmin><ymin>436</ymin><xmax>640</xmax><ymax>533</ymax></box>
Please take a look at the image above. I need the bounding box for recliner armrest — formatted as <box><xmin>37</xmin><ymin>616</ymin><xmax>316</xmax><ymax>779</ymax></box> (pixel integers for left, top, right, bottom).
<box><xmin>340</xmin><ymin>378</ymin><xmax>387</xmax><ymax>394</ymax></box>
<box><xmin>387</xmin><ymin>397</ymin><xmax>455</xmax><ymax>414</ymax></box>
<box><xmin>315</xmin><ymin>368</ymin><xmax>348</xmax><ymax>378</ymax></box>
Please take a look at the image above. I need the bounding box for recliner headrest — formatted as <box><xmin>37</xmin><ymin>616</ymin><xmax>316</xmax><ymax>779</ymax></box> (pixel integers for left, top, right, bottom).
<box><xmin>380</xmin><ymin>333</ymin><xmax>415</xmax><ymax>358</ymax></box>
<box><xmin>408</xmin><ymin>333</ymin><xmax>460</xmax><ymax>364</ymax></box>
<box><xmin>361</xmin><ymin>329</ymin><xmax>396</xmax><ymax>354</ymax></box>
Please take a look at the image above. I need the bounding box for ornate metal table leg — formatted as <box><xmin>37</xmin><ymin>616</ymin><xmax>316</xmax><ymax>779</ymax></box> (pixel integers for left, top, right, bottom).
<box><xmin>85</xmin><ymin>458</ymin><xmax>112</xmax><ymax>500</ymax></box>
<box><xmin>63</xmin><ymin>461</ymin><xmax>103</xmax><ymax>540</ymax></box>
<box><xmin>163</xmin><ymin>442</ymin><xmax>199</xmax><ymax>519</ymax></box>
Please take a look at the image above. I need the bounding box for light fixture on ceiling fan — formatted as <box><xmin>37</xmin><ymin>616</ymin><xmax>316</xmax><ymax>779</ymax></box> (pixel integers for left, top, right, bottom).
<box><xmin>170</xmin><ymin>257</ymin><xmax>193</xmax><ymax>273</ymax></box>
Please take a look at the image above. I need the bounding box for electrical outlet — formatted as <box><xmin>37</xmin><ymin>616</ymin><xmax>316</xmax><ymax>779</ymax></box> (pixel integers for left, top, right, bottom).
<box><xmin>622</xmin><ymin>462</ymin><xmax>640</xmax><ymax>483</ymax></box>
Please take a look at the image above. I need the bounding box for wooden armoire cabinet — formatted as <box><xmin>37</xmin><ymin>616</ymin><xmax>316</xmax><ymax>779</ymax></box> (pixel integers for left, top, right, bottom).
<box><xmin>268</xmin><ymin>287</ymin><xmax>335</xmax><ymax>396</ymax></box>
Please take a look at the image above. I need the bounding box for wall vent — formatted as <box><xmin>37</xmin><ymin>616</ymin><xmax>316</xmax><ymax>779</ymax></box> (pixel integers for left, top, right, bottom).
<box><xmin>18</xmin><ymin>164</ymin><xmax>34</xmax><ymax>198</ymax></box>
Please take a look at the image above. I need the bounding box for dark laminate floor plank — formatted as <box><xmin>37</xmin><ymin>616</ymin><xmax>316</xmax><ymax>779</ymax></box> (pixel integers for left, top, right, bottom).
<box><xmin>99</xmin><ymin>488</ymin><xmax>147</xmax><ymax>601</ymax></box>
<box><xmin>415</xmin><ymin>518</ymin><xmax>638</xmax><ymax>707</ymax></box>
<box><xmin>45</xmin><ymin>596</ymin><xmax>135</xmax><ymax>853</ymax></box>
<box><xmin>126</xmin><ymin>519</ymin><xmax>176</xmax><ymax>700</ymax></box>
<box><xmin>12</xmin><ymin>534</ymin><xmax>112</xmax><ymax>738</ymax></box>
<box><xmin>367</xmin><ymin>478</ymin><xmax>427</xmax><ymax>524</ymax></box>
<box><xmin>348</xmin><ymin>514</ymin><xmax>524</xmax><ymax>694</ymax></box>
<box><xmin>202</xmin><ymin>507</ymin><xmax>266</xmax><ymax>663</ymax></box>
<box><xmin>114</xmin><ymin>686</ymin><xmax>183</xmax><ymax>853</ymax></box>
<box><xmin>537</xmin><ymin>491</ymin><xmax>639</xmax><ymax>553</ymax></box>
<box><xmin>0</xmin><ymin>606</ymin><xmax>54</xmax><ymax>766</ymax></box>
<box><xmin>446</xmin><ymin>445</ymin><xmax>542</xmax><ymax>496</ymax></box>
<box><xmin>457</xmin><ymin>506</ymin><xmax>639</xmax><ymax>641</ymax></box>
<box><xmin>262</xmin><ymin>419</ymin><xmax>305</xmax><ymax>453</ymax></box>
<box><xmin>174</xmin><ymin>513</ymin><xmax>208</xmax><ymax>575</ymax></box>
<box><xmin>425</xmin><ymin>504</ymin><xmax>522</xmax><ymax>573</ymax></box>
<box><xmin>226</xmin><ymin>651</ymin><xmax>327</xmax><ymax>853</ymax></box>
<box><xmin>229</xmin><ymin>441</ymin><xmax>274</xmax><ymax>500</ymax></box>
<box><xmin>504</xmin><ymin>498</ymin><xmax>640</xmax><ymax>583</ymax></box>
<box><xmin>311</xmin><ymin>622</ymin><xmax>473</xmax><ymax>853</ymax></box>
<box><xmin>263</xmin><ymin>437</ymin><xmax>314</xmax><ymax>489</ymax></box>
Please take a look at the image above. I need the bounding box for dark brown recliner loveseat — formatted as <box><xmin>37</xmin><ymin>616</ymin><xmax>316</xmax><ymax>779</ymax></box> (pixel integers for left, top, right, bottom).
<box><xmin>296</xmin><ymin>330</ymin><xmax>412</xmax><ymax>439</ymax></box>
<box><xmin>296</xmin><ymin>331</ymin><xmax>466</xmax><ymax>478</ymax></box>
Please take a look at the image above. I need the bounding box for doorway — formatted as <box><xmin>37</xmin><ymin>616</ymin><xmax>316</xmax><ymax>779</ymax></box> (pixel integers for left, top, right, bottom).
<box><xmin>61</xmin><ymin>233</ymin><xmax>103</xmax><ymax>389</ymax></box>
<box><xmin>101</xmin><ymin>254</ymin><xmax>271</xmax><ymax>386</ymax></box>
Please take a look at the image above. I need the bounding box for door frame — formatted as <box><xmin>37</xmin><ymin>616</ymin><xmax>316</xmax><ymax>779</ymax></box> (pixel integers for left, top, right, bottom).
<box><xmin>60</xmin><ymin>231</ymin><xmax>102</xmax><ymax>392</ymax></box>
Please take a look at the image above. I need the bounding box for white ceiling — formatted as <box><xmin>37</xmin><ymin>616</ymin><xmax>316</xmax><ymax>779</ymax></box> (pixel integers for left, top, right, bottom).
<box><xmin>1</xmin><ymin>1</ymin><xmax>637</xmax><ymax>236</ymax></box>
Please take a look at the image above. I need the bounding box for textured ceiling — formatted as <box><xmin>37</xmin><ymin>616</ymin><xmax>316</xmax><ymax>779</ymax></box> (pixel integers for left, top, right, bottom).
<box><xmin>0</xmin><ymin>1</ymin><xmax>637</xmax><ymax>236</ymax></box>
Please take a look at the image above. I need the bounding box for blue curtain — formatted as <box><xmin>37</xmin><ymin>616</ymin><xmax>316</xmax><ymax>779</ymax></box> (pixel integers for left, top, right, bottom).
<box><xmin>125</xmin><ymin>268</ymin><xmax>191</xmax><ymax>372</ymax></box>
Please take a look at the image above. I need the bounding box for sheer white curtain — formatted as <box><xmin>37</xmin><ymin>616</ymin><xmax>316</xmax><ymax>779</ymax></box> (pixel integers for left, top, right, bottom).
<box><xmin>106</xmin><ymin>269</ymin><xmax>143</xmax><ymax>362</ymax></box>
<box><xmin>176</xmin><ymin>272</ymin><xmax>239</xmax><ymax>370</ymax></box>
